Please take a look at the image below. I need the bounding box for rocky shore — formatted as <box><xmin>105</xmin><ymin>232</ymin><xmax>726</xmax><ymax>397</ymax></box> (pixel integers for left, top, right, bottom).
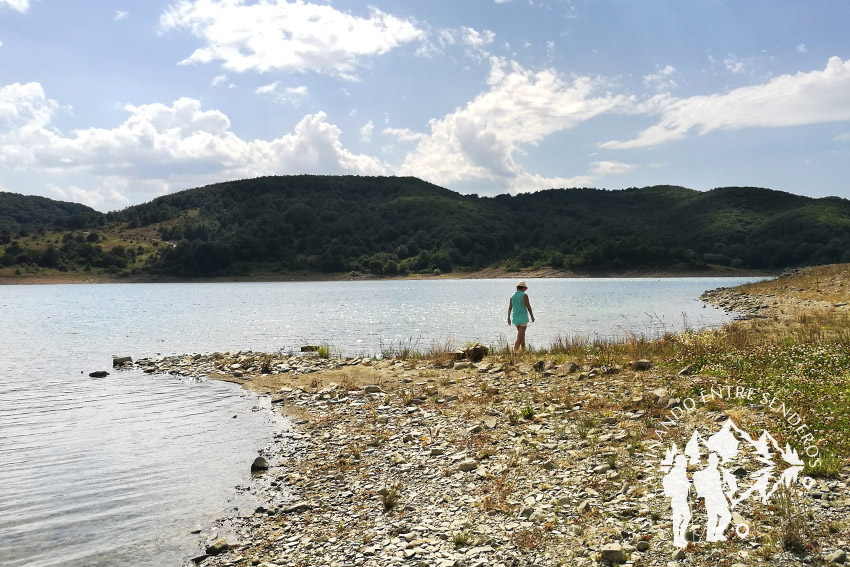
<box><xmin>701</xmin><ymin>266</ymin><xmax>850</xmax><ymax>319</ymax></box>
<box><xmin>125</xmin><ymin>339</ymin><xmax>850</xmax><ymax>567</ymax></box>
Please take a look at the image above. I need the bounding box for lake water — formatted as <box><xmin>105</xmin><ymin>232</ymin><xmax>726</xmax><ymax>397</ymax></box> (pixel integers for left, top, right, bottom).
<box><xmin>0</xmin><ymin>277</ymin><xmax>759</xmax><ymax>566</ymax></box>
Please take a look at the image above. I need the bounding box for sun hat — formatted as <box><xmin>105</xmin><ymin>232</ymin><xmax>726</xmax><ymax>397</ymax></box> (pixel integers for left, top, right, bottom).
<box><xmin>517</xmin><ymin>280</ymin><xmax>527</xmax><ymax>289</ymax></box>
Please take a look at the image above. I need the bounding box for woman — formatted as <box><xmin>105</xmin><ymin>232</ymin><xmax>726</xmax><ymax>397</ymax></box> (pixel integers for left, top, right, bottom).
<box><xmin>507</xmin><ymin>280</ymin><xmax>535</xmax><ymax>351</ymax></box>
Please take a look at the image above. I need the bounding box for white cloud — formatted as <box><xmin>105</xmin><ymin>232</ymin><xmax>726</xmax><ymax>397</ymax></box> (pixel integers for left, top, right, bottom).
<box><xmin>723</xmin><ymin>54</ymin><xmax>746</xmax><ymax>74</ymax></box>
<box><xmin>590</xmin><ymin>161</ymin><xmax>635</xmax><ymax>176</ymax></box>
<box><xmin>602</xmin><ymin>57</ymin><xmax>850</xmax><ymax>149</ymax></box>
<box><xmin>643</xmin><ymin>65</ymin><xmax>677</xmax><ymax>92</ymax></box>
<box><xmin>797</xmin><ymin>44</ymin><xmax>808</xmax><ymax>54</ymax></box>
<box><xmin>382</xmin><ymin>127</ymin><xmax>424</xmax><ymax>143</ymax></box>
<box><xmin>0</xmin><ymin>0</ymin><xmax>28</xmax><ymax>13</ymax></box>
<box><xmin>0</xmin><ymin>82</ymin><xmax>386</xmax><ymax>209</ymax></box>
<box><xmin>114</xmin><ymin>10</ymin><xmax>129</xmax><ymax>21</ymax></box>
<box><xmin>835</xmin><ymin>132</ymin><xmax>850</xmax><ymax>142</ymax></box>
<box><xmin>360</xmin><ymin>120</ymin><xmax>374</xmax><ymax>142</ymax></box>
<box><xmin>254</xmin><ymin>81</ymin><xmax>278</xmax><ymax>95</ymax></box>
<box><xmin>160</xmin><ymin>0</ymin><xmax>425</xmax><ymax>80</ymax></box>
<box><xmin>416</xmin><ymin>25</ymin><xmax>495</xmax><ymax>60</ymax></box>
<box><xmin>211</xmin><ymin>74</ymin><xmax>227</xmax><ymax>87</ymax></box>
<box><xmin>254</xmin><ymin>82</ymin><xmax>309</xmax><ymax>106</ymax></box>
<box><xmin>49</xmin><ymin>181</ymin><xmax>131</xmax><ymax>210</ymax></box>
<box><xmin>462</xmin><ymin>27</ymin><xmax>495</xmax><ymax>49</ymax></box>
<box><xmin>388</xmin><ymin>57</ymin><xmax>634</xmax><ymax>193</ymax></box>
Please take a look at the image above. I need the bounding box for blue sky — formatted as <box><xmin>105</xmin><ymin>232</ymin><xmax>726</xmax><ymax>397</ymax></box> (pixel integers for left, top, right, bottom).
<box><xmin>1</xmin><ymin>0</ymin><xmax>849</xmax><ymax>211</ymax></box>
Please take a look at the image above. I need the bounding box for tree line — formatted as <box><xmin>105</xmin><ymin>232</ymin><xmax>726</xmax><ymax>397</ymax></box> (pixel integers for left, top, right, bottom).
<box><xmin>3</xmin><ymin>176</ymin><xmax>850</xmax><ymax>277</ymax></box>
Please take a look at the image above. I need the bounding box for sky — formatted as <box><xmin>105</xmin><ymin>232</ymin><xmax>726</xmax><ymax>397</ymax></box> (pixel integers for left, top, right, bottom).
<box><xmin>1</xmin><ymin>0</ymin><xmax>849</xmax><ymax>212</ymax></box>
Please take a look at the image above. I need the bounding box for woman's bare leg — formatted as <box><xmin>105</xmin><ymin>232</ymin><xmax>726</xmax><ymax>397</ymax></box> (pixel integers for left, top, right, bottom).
<box><xmin>514</xmin><ymin>325</ymin><xmax>527</xmax><ymax>351</ymax></box>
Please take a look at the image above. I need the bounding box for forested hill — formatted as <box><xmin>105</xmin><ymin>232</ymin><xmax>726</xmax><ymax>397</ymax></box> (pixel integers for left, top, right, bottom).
<box><xmin>0</xmin><ymin>191</ymin><xmax>102</xmax><ymax>232</ymax></box>
<box><xmin>3</xmin><ymin>176</ymin><xmax>850</xmax><ymax>277</ymax></box>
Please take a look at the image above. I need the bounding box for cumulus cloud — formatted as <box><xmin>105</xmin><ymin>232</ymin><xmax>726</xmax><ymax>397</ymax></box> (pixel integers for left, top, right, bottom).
<box><xmin>386</xmin><ymin>57</ymin><xmax>634</xmax><ymax>193</ymax></box>
<box><xmin>0</xmin><ymin>0</ymin><xmax>28</xmax><ymax>12</ymax></box>
<box><xmin>113</xmin><ymin>10</ymin><xmax>129</xmax><ymax>21</ymax></box>
<box><xmin>0</xmin><ymin>82</ymin><xmax>385</xmax><ymax>209</ymax></box>
<box><xmin>160</xmin><ymin>0</ymin><xmax>425</xmax><ymax>80</ymax></box>
<box><xmin>602</xmin><ymin>56</ymin><xmax>850</xmax><ymax>149</ymax></box>
<box><xmin>796</xmin><ymin>44</ymin><xmax>808</xmax><ymax>54</ymax></box>
<box><xmin>835</xmin><ymin>132</ymin><xmax>850</xmax><ymax>142</ymax></box>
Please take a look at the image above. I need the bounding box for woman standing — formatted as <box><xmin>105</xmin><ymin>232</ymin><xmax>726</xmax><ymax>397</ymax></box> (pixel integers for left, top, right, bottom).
<box><xmin>507</xmin><ymin>280</ymin><xmax>535</xmax><ymax>351</ymax></box>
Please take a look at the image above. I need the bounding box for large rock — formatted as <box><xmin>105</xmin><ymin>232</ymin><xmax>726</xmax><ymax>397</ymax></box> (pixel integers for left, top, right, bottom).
<box><xmin>825</xmin><ymin>550</ymin><xmax>848</xmax><ymax>564</ymax></box>
<box><xmin>206</xmin><ymin>538</ymin><xmax>230</xmax><ymax>556</ymax></box>
<box><xmin>89</xmin><ymin>370</ymin><xmax>109</xmax><ymax>378</ymax></box>
<box><xmin>457</xmin><ymin>459</ymin><xmax>478</xmax><ymax>472</ymax></box>
<box><xmin>251</xmin><ymin>456</ymin><xmax>269</xmax><ymax>472</ymax></box>
<box><xmin>456</xmin><ymin>343</ymin><xmax>489</xmax><ymax>363</ymax></box>
<box><xmin>112</xmin><ymin>356</ymin><xmax>132</xmax><ymax>367</ymax></box>
<box><xmin>600</xmin><ymin>543</ymin><xmax>627</xmax><ymax>564</ymax></box>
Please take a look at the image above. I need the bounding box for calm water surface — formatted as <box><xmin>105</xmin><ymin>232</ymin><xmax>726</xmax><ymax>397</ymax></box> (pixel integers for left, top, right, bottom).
<box><xmin>0</xmin><ymin>277</ymin><xmax>759</xmax><ymax>566</ymax></box>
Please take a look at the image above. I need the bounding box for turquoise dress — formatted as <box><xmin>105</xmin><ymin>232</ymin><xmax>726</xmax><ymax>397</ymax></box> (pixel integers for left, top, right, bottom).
<box><xmin>511</xmin><ymin>291</ymin><xmax>529</xmax><ymax>325</ymax></box>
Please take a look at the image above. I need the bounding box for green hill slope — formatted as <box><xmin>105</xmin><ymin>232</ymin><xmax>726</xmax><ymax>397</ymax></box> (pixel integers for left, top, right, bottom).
<box><xmin>0</xmin><ymin>192</ymin><xmax>103</xmax><ymax>233</ymax></box>
<box><xmin>3</xmin><ymin>176</ymin><xmax>849</xmax><ymax>278</ymax></box>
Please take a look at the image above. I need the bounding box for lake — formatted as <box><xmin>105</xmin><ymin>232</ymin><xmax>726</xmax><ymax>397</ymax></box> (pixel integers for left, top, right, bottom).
<box><xmin>0</xmin><ymin>277</ymin><xmax>759</xmax><ymax>566</ymax></box>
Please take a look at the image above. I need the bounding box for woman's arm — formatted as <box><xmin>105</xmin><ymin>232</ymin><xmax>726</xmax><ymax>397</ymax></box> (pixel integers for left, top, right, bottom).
<box><xmin>507</xmin><ymin>300</ymin><xmax>512</xmax><ymax>325</ymax></box>
<box><xmin>525</xmin><ymin>294</ymin><xmax>535</xmax><ymax>322</ymax></box>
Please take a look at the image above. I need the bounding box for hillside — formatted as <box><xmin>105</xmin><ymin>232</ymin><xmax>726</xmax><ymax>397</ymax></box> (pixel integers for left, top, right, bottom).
<box><xmin>2</xmin><ymin>176</ymin><xmax>850</xmax><ymax>280</ymax></box>
<box><xmin>0</xmin><ymin>191</ymin><xmax>102</xmax><ymax>233</ymax></box>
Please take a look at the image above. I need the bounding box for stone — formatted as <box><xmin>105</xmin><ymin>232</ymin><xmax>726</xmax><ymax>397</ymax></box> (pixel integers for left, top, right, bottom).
<box><xmin>577</xmin><ymin>500</ymin><xmax>592</xmax><ymax>514</ymax></box>
<box><xmin>112</xmin><ymin>356</ymin><xmax>132</xmax><ymax>367</ymax></box>
<box><xmin>457</xmin><ymin>344</ymin><xmax>489</xmax><ymax>362</ymax></box>
<box><xmin>281</xmin><ymin>501</ymin><xmax>314</xmax><ymax>514</ymax></box>
<box><xmin>458</xmin><ymin>459</ymin><xmax>478</xmax><ymax>472</ymax></box>
<box><xmin>467</xmin><ymin>424</ymin><xmax>483</xmax><ymax>435</ymax></box>
<box><xmin>206</xmin><ymin>538</ymin><xmax>230</xmax><ymax>556</ymax></box>
<box><xmin>364</xmin><ymin>384</ymin><xmax>384</xmax><ymax>394</ymax></box>
<box><xmin>251</xmin><ymin>456</ymin><xmax>269</xmax><ymax>472</ymax></box>
<box><xmin>632</xmin><ymin>359</ymin><xmax>652</xmax><ymax>371</ymax></box>
<box><xmin>89</xmin><ymin>370</ymin><xmax>109</xmax><ymax>378</ymax></box>
<box><xmin>635</xmin><ymin>540</ymin><xmax>649</xmax><ymax>552</ymax></box>
<box><xmin>600</xmin><ymin>543</ymin><xmax>627</xmax><ymax>564</ymax></box>
<box><xmin>677</xmin><ymin>364</ymin><xmax>695</xmax><ymax>376</ymax></box>
<box><xmin>671</xmin><ymin>549</ymin><xmax>686</xmax><ymax>560</ymax></box>
<box><xmin>825</xmin><ymin>550</ymin><xmax>848</xmax><ymax>564</ymax></box>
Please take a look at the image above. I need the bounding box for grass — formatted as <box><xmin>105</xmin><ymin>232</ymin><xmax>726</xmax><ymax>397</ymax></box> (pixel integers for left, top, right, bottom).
<box><xmin>476</xmin><ymin>298</ymin><xmax>850</xmax><ymax>461</ymax></box>
<box><xmin>379</xmin><ymin>482</ymin><xmax>403</xmax><ymax>512</ymax></box>
<box><xmin>772</xmin><ymin>485</ymin><xmax>814</xmax><ymax>555</ymax></box>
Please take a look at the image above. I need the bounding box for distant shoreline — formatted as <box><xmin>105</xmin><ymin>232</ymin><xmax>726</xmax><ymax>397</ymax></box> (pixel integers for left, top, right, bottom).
<box><xmin>0</xmin><ymin>265</ymin><xmax>774</xmax><ymax>285</ymax></box>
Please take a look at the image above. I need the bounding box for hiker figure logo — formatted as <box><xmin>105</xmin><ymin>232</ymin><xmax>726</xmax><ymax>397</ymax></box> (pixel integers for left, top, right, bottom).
<box><xmin>658</xmin><ymin>418</ymin><xmax>813</xmax><ymax>548</ymax></box>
